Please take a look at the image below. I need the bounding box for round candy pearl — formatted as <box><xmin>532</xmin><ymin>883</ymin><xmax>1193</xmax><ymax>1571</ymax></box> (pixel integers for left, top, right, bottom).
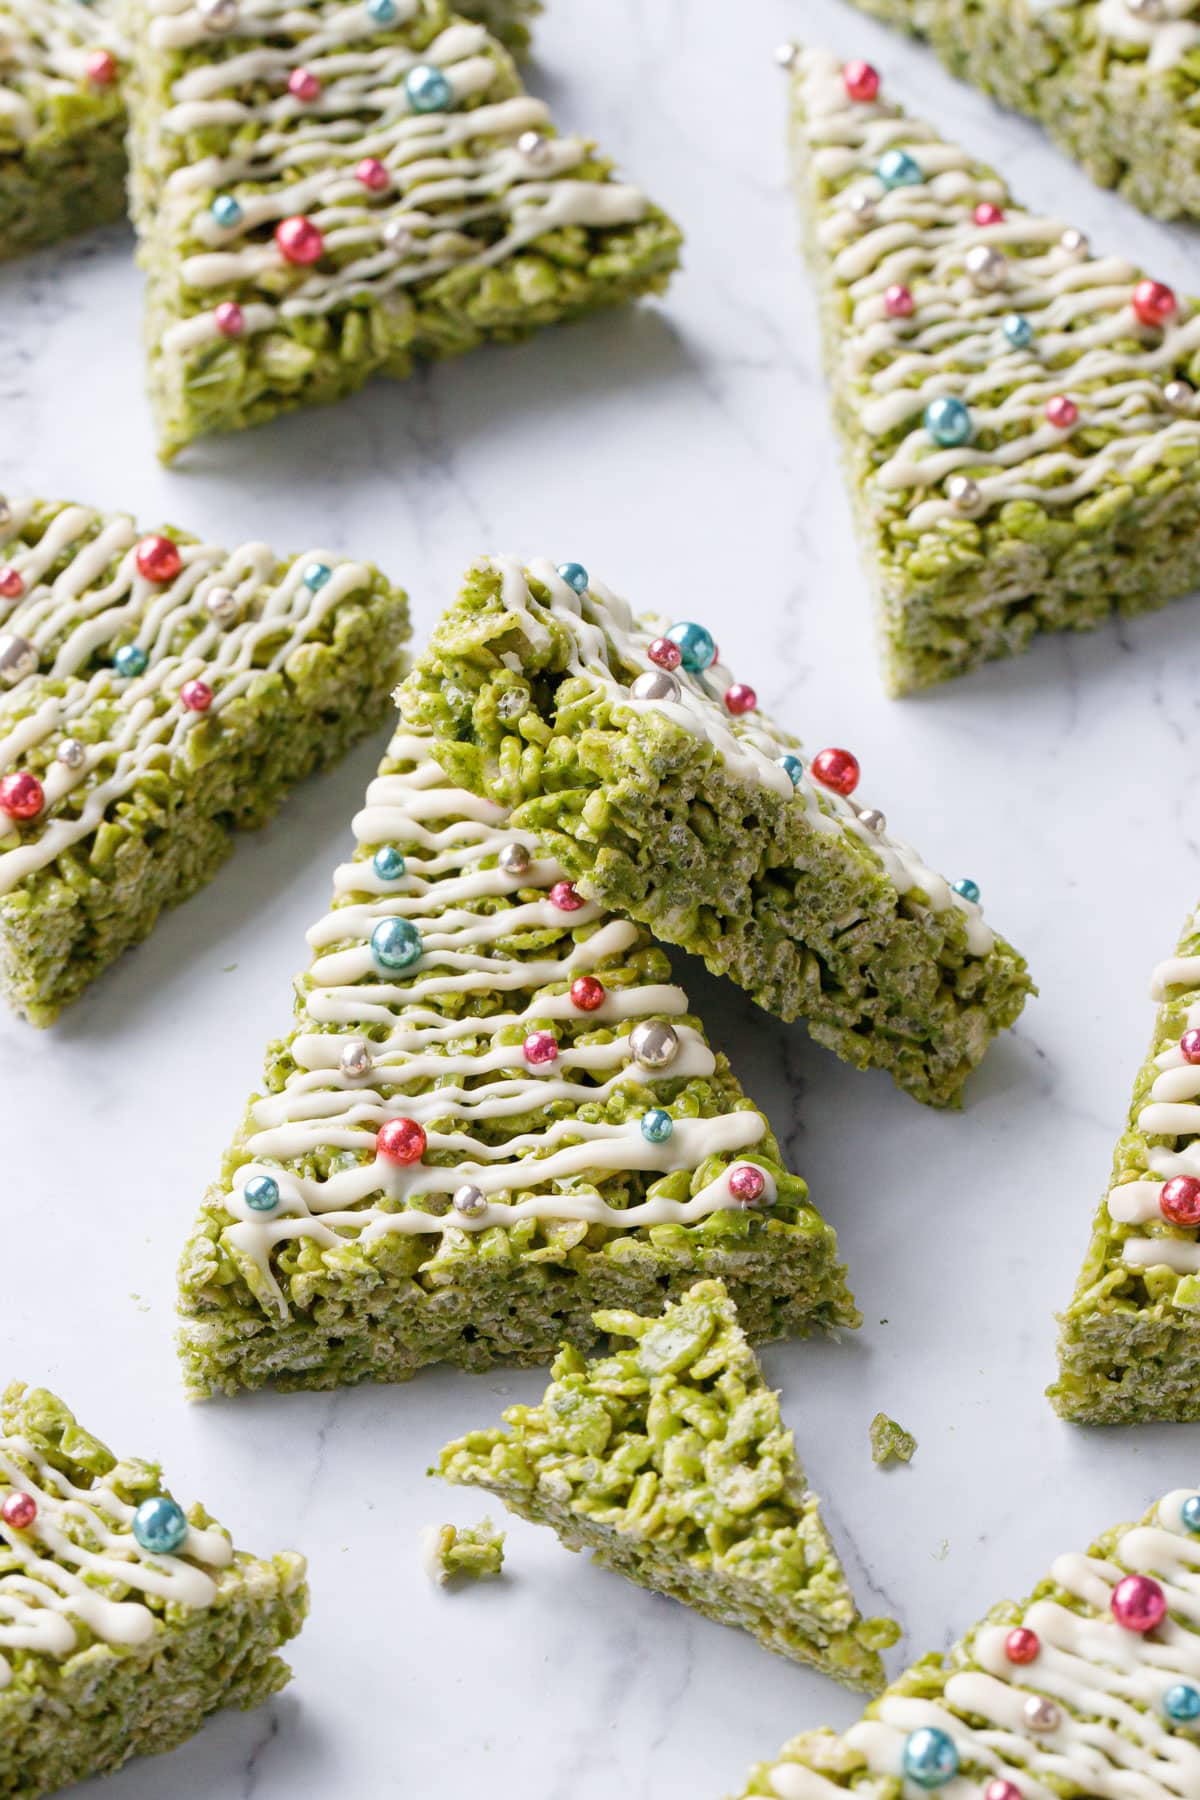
<box><xmin>377</xmin><ymin>1117</ymin><xmax>427</xmax><ymax>1164</ymax></box>
<box><xmin>214</xmin><ymin>301</ymin><xmax>246</xmax><ymax>338</ymax></box>
<box><xmin>641</xmin><ymin>1108</ymin><xmax>673</xmax><ymax>1144</ymax></box>
<box><xmin>383</xmin><ymin>220</ymin><xmax>414</xmax><ymax>254</ymax></box>
<box><xmin>666</xmin><ymin>620</ymin><xmax>717</xmax><ymax>672</ymax></box>
<box><xmin>725</xmin><ymin>683</ymin><xmax>757</xmax><ymax>715</ymax></box>
<box><xmin>276</xmin><ymin>215</ymin><xmax>324</xmax><ymax>264</ymax></box>
<box><xmin>1180</xmin><ymin>1030</ymin><xmax>1200</xmax><ymax>1064</ymax></box>
<box><xmin>0</xmin><ymin>635</ymin><xmax>36</xmax><ymax>683</ymax></box>
<box><xmin>556</xmin><ymin>561</ymin><xmax>589</xmax><ymax>593</ymax></box>
<box><xmin>1111</xmin><ymin>1573</ymin><xmax>1167</xmax><ymax>1632</ymax></box>
<box><xmin>1005</xmin><ymin>1626</ymin><xmax>1040</xmax><ymax>1664</ymax></box>
<box><xmin>499</xmin><ymin>842</ymin><xmax>531</xmax><ymax>877</ymax></box>
<box><xmin>974</xmin><ymin>201</ymin><xmax>1005</xmax><ymax>225</ymax></box>
<box><xmin>952</xmin><ymin>876</ymin><xmax>981</xmax><ymax>903</ymax></box>
<box><xmin>925</xmin><ymin>395</ymin><xmax>973</xmax><ymax>446</ymax></box>
<box><xmin>180</xmin><ymin>678</ymin><xmax>214</xmax><ymax>713</ymax></box>
<box><xmin>287</xmin><ymin>66</ymin><xmax>321</xmax><ymax>101</ymax></box>
<box><xmin>356</xmin><ymin>157</ymin><xmax>390</xmax><ymax>191</ymax></box>
<box><xmin>775</xmin><ymin>41</ymin><xmax>799</xmax><ymax>68</ymax></box>
<box><xmin>858</xmin><ymin>807</ymin><xmax>886</xmax><ymax>832</ymax></box>
<box><xmin>206</xmin><ymin>586</ymin><xmax>238</xmax><ymax>625</ymax></box>
<box><xmin>0</xmin><ymin>771</ymin><xmax>44</xmax><ymax>821</ymax></box>
<box><xmin>86</xmin><ymin>48</ymin><xmax>118</xmax><ymax>85</ymax></box>
<box><xmin>550</xmin><ymin>881</ymin><xmax>584</xmax><ymax>912</ymax></box>
<box><xmin>339</xmin><ymin>1038</ymin><xmax>372</xmax><ymax>1079</ymax></box>
<box><xmin>453</xmin><ymin>1183</ymin><xmax>487</xmax><ymax>1217</ymax></box>
<box><xmin>57</xmin><ymin>738</ymin><xmax>86</xmax><ymax>771</ymax></box>
<box><xmin>1046</xmin><ymin>394</ymin><xmax>1078</xmax><ymax>429</ymax></box>
<box><xmin>1023</xmin><ymin>1696</ymin><xmax>1060</xmax><ymax>1733</ymax></box>
<box><xmin>0</xmin><ymin>566</ymin><xmax>24</xmax><ymax>600</ymax></box>
<box><xmin>371</xmin><ymin>916</ymin><xmax>421</xmax><ymax>970</ymax></box>
<box><xmin>631</xmin><ymin>669</ymin><xmax>682</xmax><ymax>704</ymax></box>
<box><xmin>843</xmin><ymin>59</ymin><xmax>881</xmax><ymax>102</ymax></box>
<box><xmin>367</xmin><ymin>0</ymin><xmax>398</xmax><ymax>18</ymax></box>
<box><xmin>777</xmin><ymin>753</ymin><xmax>804</xmax><ymax>786</ymax></box>
<box><xmin>877</xmin><ymin>148</ymin><xmax>923</xmax><ymax>189</ymax></box>
<box><xmin>374</xmin><ymin>846</ymin><xmax>406</xmax><ymax>881</ymax></box>
<box><xmin>136</xmin><ymin>535</ymin><xmax>183</xmax><ymax>582</ymax></box>
<box><xmin>966</xmin><ymin>244</ymin><xmax>1009</xmax><ymax>291</ymax></box>
<box><xmin>1183</xmin><ymin>1494</ymin><xmax>1200</xmax><ymax>1534</ymax></box>
<box><xmin>523</xmin><ymin>1029</ymin><xmax>559</xmax><ymax>1066</ymax></box>
<box><xmin>1003</xmin><ymin>312</ymin><xmax>1034</xmax><ymax>349</ymax></box>
<box><xmin>647</xmin><ymin>637</ymin><xmax>682</xmax><ymax>671</ymax></box>
<box><xmin>244</xmin><ymin>1174</ymin><xmax>280</xmax><ymax>1212</ymax></box>
<box><xmin>1160</xmin><ymin>1175</ymin><xmax>1200</xmax><ymax>1227</ymax></box>
<box><xmin>1164</xmin><ymin>380</ymin><xmax>1196</xmax><ymax>414</ymax></box>
<box><xmin>902</xmin><ymin>1726</ymin><xmax>959</xmax><ymax>1789</ymax></box>
<box><xmin>1165</xmin><ymin>1683</ymin><xmax>1200</xmax><ymax>1723</ymax></box>
<box><xmin>810</xmin><ymin>747</ymin><xmax>860</xmax><ymax>796</ymax></box>
<box><xmin>211</xmin><ymin>194</ymin><xmax>243</xmax><ymax>228</ymax></box>
<box><xmin>132</xmin><ymin>1496</ymin><xmax>189</xmax><ymax>1555</ymax></box>
<box><xmin>114</xmin><ymin>645</ymin><xmax>148</xmax><ymax>678</ymax></box>
<box><xmin>518</xmin><ymin>130</ymin><xmax>551</xmax><ymax>163</ymax></box>
<box><xmin>984</xmin><ymin>1782</ymin><xmax>1022</xmax><ymax>1800</ymax></box>
<box><xmin>629</xmin><ymin>1019</ymin><xmax>679</xmax><ymax>1070</ymax></box>
<box><xmin>729</xmin><ymin>1164</ymin><xmax>767</xmax><ymax>1206</ymax></box>
<box><xmin>1060</xmin><ymin>227</ymin><xmax>1089</xmax><ymax>258</ymax></box>
<box><xmin>846</xmin><ymin>191</ymin><xmax>877</xmax><ymax>227</ymax></box>
<box><xmin>302</xmin><ymin>563</ymin><xmax>332</xmax><ymax>593</ymax></box>
<box><xmin>405</xmin><ymin>65</ymin><xmax>453</xmax><ymax>112</ymax></box>
<box><xmin>1133</xmin><ymin>278</ymin><xmax>1177</xmax><ymax>327</ymax></box>
<box><xmin>947</xmin><ymin>475</ymin><xmax>984</xmax><ymax>515</ymax></box>
<box><xmin>884</xmin><ymin>283</ymin><xmax>914</xmax><ymax>318</ymax></box>
<box><xmin>1</xmin><ymin>1491</ymin><xmax>36</xmax><ymax>1530</ymax></box>
<box><xmin>570</xmin><ymin>975</ymin><xmax>606</xmax><ymax>1012</ymax></box>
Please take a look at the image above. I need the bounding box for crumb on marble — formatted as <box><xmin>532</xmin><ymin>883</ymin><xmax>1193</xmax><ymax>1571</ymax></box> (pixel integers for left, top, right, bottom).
<box><xmin>870</xmin><ymin>1412</ymin><xmax>917</xmax><ymax>1467</ymax></box>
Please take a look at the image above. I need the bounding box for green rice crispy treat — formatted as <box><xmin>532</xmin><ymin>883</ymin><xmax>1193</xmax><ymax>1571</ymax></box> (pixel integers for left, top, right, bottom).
<box><xmin>0</xmin><ymin>2</ymin><xmax>126</xmax><ymax>261</ymax></box>
<box><xmin>842</xmin><ymin>0</ymin><xmax>1200</xmax><ymax>222</ymax></box>
<box><xmin>785</xmin><ymin>46</ymin><xmax>1200</xmax><ymax>695</ymax></box>
<box><xmin>736</xmin><ymin>1486</ymin><xmax>1200</xmax><ymax>1800</ymax></box>
<box><xmin>0</xmin><ymin>1383</ymin><xmax>308</xmax><ymax>1800</ymax></box>
<box><xmin>437</xmin><ymin>1280</ymin><xmax>899</xmax><ymax>1692</ymax></box>
<box><xmin>177</xmin><ymin>723</ymin><xmax>856</xmax><ymax>1397</ymax></box>
<box><xmin>423</xmin><ymin>1517</ymin><xmax>505</xmax><ymax>1583</ymax></box>
<box><xmin>1052</xmin><ymin>900</ymin><xmax>1200</xmax><ymax>1424</ymax></box>
<box><xmin>0</xmin><ymin>497</ymin><xmax>410</xmax><ymax>1027</ymax></box>
<box><xmin>868</xmin><ymin>1413</ymin><xmax>915</xmax><ymax>1466</ymax></box>
<box><xmin>120</xmin><ymin>0</ymin><xmax>681</xmax><ymax>461</ymax></box>
<box><xmin>399</xmin><ymin>556</ymin><xmax>1032</xmax><ymax>1108</ymax></box>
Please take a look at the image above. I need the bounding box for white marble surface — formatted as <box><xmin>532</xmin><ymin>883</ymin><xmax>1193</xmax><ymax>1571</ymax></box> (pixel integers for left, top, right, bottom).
<box><xmin>2</xmin><ymin>1</ymin><xmax>1200</xmax><ymax>1794</ymax></box>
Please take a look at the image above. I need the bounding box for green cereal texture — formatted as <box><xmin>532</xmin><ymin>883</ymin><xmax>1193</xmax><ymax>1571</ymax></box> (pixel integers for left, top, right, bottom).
<box><xmin>868</xmin><ymin>1413</ymin><xmax>916</xmax><ymax>1466</ymax></box>
<box><xmin>426</xmin><ymin>1518</ymin><xmax>506</xmax><ymax>1582</ymax></box>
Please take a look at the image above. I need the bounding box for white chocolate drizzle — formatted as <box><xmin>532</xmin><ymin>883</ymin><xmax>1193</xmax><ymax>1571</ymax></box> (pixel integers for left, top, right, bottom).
<box><xmin>1031</xmin><ymin>0</ymin><xmax>1200</xmax><ymax>73</ymax></box>
<box><xmin>769</xmin><ymin>1488</ymin><xmax>1200</xmax><ymax>1800</ymax></box>
<box><xmin>792</xmin><ymin>49</ymin><xmax>1200</xmax><ymax>530</ymax></box>
<box><xmin>0</xmin><ymin>2</ymin><xmax>117</xmax><ymax>143</ymax></box>
<box><xmin>140</xmin><ymin>0</ymin><xmax>650</xmax><ymax>355</ymax></box>
<box><xmin>221</xmin><ymin>728</ymin><xmax>781</xmax><ymax>1319</ymax></box>
<box><xmin>0</xmin><ymin>1417</ymin><xmax>231</xmax><ymax>1691</ymax></box>
<box><xmin>0</xmin><ymin>499</ymin><xmax>379</xmax><ymax>898</ymax></box>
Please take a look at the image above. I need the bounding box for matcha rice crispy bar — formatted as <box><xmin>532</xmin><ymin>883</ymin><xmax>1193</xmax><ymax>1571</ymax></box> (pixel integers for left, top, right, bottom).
<box><xmin>0</xmin><ymin>1383</ymin><xmax>308</xmax><ymax>1800</ymax></box>
<box><xmin>120</xmin><ymin>0</ymin><xmax>681</xmax><ymax>460</ymax></box>
<box><xmin>843</xmin><ymin>0</ymin><xmax>1200</xmax><ymax>222</ymax></box>
<box><xmin>786</xmin><ymin>47</ymin><xmax>1200</xmax><ymax>695</ymax></box>
<box><xmin>438</xmin><ymin>1279</ymin><xmax>899</xmax><ymax>1692</ymax></box>
<box><xmin>0</xmin><ymin>497</ymin><xmax>409</xmax><ymax>1027</ymax></box>
<box><xmin>1052</xmin><ymin>901</ymin><xmax>1200</xmax><ymax>1424</ymax></box>
<box><xmin>400</xmin><ymin>556</ymin><xmax>1032</xmax><ymax>1108</ymax></box>
<box><xmin>737</xmin><ymin>1485</ymin><xmax>1200</xmax><ymax>1800</ymax></box>
<box><xmin>178</xmin><ymin>723</ymin><xmax>855</xmax><ymax>1397</ymax></box>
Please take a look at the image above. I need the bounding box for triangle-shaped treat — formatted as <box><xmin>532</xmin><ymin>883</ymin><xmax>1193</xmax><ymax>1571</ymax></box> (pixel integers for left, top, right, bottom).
<box><xmin>399</xmin><ymin>557</ymin><xmax>1033</xmax><ymax>1107</ymax></box>
<box><xmin>841</xmin><ymin>0</ymin><xmax>1200</xmax><ymax>221</ymax></box>
<box><xmin>1052</xmin><ymin>900</ymin><xmax>1200</xmax><ymax>1423</ymax></box>
<box><xmin>0</xmin><ymin>1383</ymin><xmax>308</xmax><ymax>1794</ymax></box>
<box><xmin>178</xmin><ymin>724</ymin><xmax>855</xmax><ymax>1397</ymax></box>
<box><xmin>738</xmin><ymin>1485</ymin><xmax>1200</xmax><ymax>1800</ymax></box>
<box><xmin>784</xmin><ymin>46</ymin><xmax>1200</xmax><ymax>695</ymax></box>
<box><xmin>0</xmin><ymin>498</ymin><xmax>409</xmax><ymax>1026</ymax></box>
<box><xmin>0</xmin><ymin>1</ymin><xmax>127</xmax><ymax>260</ymax></box>
<box><xmin>121</xmin><ymin>0</ymin><xmax>681</xmax><ymax>460</ymax></box>
<box><xmin>437</xmin><ymin>1278</ymin><xmax>899</xmax><ymax>1691</ymax></box>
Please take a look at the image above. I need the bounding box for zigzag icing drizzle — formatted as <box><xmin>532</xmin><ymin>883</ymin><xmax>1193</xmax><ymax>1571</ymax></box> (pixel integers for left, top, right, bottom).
<box><xmin>0</xmin><ymin>1432</ymin><xmax>230</xmax><ymax>1690</ymax></box>
<box><xmin>0</xmin><ymin>2</ymin><xmax>114</xmax><ymax>141</ymax></box>
<box><xmin>767</xmin><ymin>1489</ymin><xmax>1200</xmax><ymax>1800</ymax></box>
<box><xmin>225</xmin><ymin>729</ymin><xmax>776</xmax><ymax>1318</ymax></box>
<box><xmin>1029</xmin><ymin>0</ymin><xmax>1200</xmax><ymax>73</ymax></box>
<box><xmin>1104</xmin><ymin>922</ymin><xmax>1200</xmax><ymax>1276</ymax></box>
<box><xmin>795</xmin><ymin>49</ymin><xmax>1200</xmax><ymax>531</ymax></box>
<box><xmin>144</xmin><ymin>0</ymin><xmax>649</xmax><ymax>354</ymax></box>
<box><xmin>472</xmin><ymin>555</ymin><xmax>994</xmax><ymax>955</ymax></box>
<box><xmin>0</xmin><ymin>500</ymin><xmax>375</xmax><ymax>897</ymax></box>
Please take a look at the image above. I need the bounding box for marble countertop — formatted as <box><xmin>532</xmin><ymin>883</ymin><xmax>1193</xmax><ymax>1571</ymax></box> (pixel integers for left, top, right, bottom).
<box><xmin>3</xmin><ymin>1</ymin><xmax>1199</xmax><ymax>1795</ymax></box>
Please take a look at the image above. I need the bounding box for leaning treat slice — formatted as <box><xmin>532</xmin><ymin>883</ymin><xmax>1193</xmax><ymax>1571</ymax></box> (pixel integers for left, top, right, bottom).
<box><xmin>841</xmin><ymin>0</ymin><xmax>1200</xmax><ymax>223</ymax></box>
<box><xmin>0</xmin><ymin>498</ymin><xmax>409</xmax><ymax>1026</ymax></box>
<box><xmin>120</xmin><ymin>0</ymin><xmax>681</xmax><ymax>459</ymax></box>
<box><xmin>438</xmin><ymin>1278</ymin><xmax>898</xmax><ymax>1691</ymax></box>
<box><xmin>1052</xmin><ymin>901</ymin><xmax>1200</xmax><ymax>1424</ymax></box>
<box><xmin>0</xmin><ymin>1383</ymin><xmax>307</xmax><ymax>1797</ymax></box>
<box><xmin>737</xmin><ymin>1486</ymin><xmax>1200</xmax><ymax>1800</ymax></box>
<box><xmin>785</xmin><ymin>45</ymin><xmax>1200</xmax><ymax>695</ymax></box>
<box><xmin>0</xmin><ymin>1</ymin><xmax>127</xmax><ymax>261</ymax></box>
<box><xmin>178</xmin><ymin>725</ymin><xmax>855</xmax><ymax>1397</ymax></box>
<box><xmin>400</xmin><ymin>557</ymin><xmax>1032</xmax><ymax>1107</ymax></box>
